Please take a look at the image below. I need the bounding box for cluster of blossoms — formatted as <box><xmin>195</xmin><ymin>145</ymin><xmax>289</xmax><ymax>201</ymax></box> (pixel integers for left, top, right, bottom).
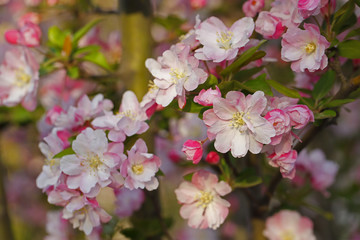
<box><xmin>36</xmin><ymin>91</ymin><xmax>161</xmax><ymax>235</ymax></box>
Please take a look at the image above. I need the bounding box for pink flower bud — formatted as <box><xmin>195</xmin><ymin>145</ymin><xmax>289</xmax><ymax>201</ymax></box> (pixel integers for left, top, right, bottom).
<box><xmin>298</xmin><ymin>0</ymin><xmax>321</xmax><ymax>18</ymax></box>
<box><xmin>182</xmin><ymin>140</ymin><xmax>203</xmax><ymax>164</ymax></box>
<box><xmin>242</xmin><ymin>0</ymin><xmax>264</xmax><ymax>18</ymax></box>
<box><xmin>284</xmin><ymin>105</ymin><xmax>314</xmax><ymax>129</ymax></box>
<box><xmin>5</xmin><ymin>22</ymin><xmax>41</xmax><ymax>47</ymax></box>
<box><xmin>190</xmin><ymin>0</ymin><xmax>207</xmax><ymax>10</ymax></box>
<box><xmin>18</xmin><ymin>12</ymin><xmax>40</xmax><ymax>26</ymax></box>
<box><xmin>193</xmin><ymin>86</ymin><xmax>221</xmax><ymax>106</ymax></box>
<box><xmin>205</xmin><ymin>151</ymin><xmax>220</xmax><ymax>164</ymax></box>
<box><xmin>255</xmin><ymin>11</ymin><xmax>285</xmax><ymax>39</ymax></box>
<box><xmin>264</xmin><ymin>109</ymin><xmax>291</xmax><ymax>145</ymax></box>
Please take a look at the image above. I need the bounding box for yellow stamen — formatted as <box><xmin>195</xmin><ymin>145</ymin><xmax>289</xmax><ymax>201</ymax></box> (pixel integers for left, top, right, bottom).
<box><xmin>231</xmin><ymin>112</ymin><xmax>246</xmax><ymax>129</ymax></box>
<box><xmin>132</xmin><ymin>164</ymin><xmax>144</xmax><ymax>175</ymax></box>
<box><xmin>15</xmin><ymin>69</ymin><xmax>31</xmax><ymax>87</ymax></box>
<box><xmin>305</xmin><ymin>42</ymin><xmax>316</xmax><ymax>54</ymax></box>
<box><xmin>88</xmin><ymin>155</ymin><xmax>102</xmax><ymax>170</ymax></box>
<box><xmin>216</xmin><ymin>31</ymin><xmax>234</xmax><ymax>50</ymax></box>
<box><xmin>196</xmin><ymin>191</ymin><xmax>214</xmax><ymax>208</ymax></box>
<box><xmin>281</xmin><ymin>231</ymin><xmax>295</xmax><ymax>240</ymax></box>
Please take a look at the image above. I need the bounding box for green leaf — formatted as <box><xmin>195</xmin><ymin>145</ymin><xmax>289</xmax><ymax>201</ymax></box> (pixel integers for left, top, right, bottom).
<box><xmin>182</xmin><ymin>100</ymin><xmax>204</xmax><ymax>113</ymax></box>
<box><xmin>73</xmin><ymin>45</ymin><xmax>101</xmax><ymax>56</ymax></box>
<box><xmin>183</xmin><ymin>172</ymin><xmax>194</xmax><ymax>181</ymax></box>
<box><xmin>196</xmin><ymin>74</ymin><xmax>218</xmax><ymax>91</ymax></box>
<box><xmin>345</xmin><ymin>28</ymin><xmax>360</xmax><ymax>39</ymax></box>
<box><xmin>338</xmin><ymin>40</ymin><xmax>360</xmax><ymax>59</ymax></box>
<box><xmin>52</xmin><ymin>147</ymin><xmax>75</xmax><ymax>159</ymax></box>
<box><xmin>265</xmin><ymin>79</ymin><xmax>301</xmax><ymax>98</ymax></box>
<box><xmin>10</xmin><ymin>107</ymin><xmax>33</xmax><ymax>124</ymax></box>
<box><xmin>242</xmin><ymin>74</ymin><xmax>273</xmax><ymax>96</ymax></box>
<box><xmin>156</xmin><ymin>169</ymin><xmax>165</xmax><ymax>177</ymax></box>
<box><xmin>314</xmin><ymin>110</ymin><xmax>337</xmax><ymax>120</ymax></box>
<box><xmin>233</xmin><ymin>168</ymin><xmax>262</xmax><ymax>188</ymax></box>
<box><xmin>81</xmin><ymin>51</ymin><xmax>112</xmax><ymax>70</ymax></box>
<box><xmin>67</xmin><ymin>66</ymin><xmax>80</xmax><ymax>79</ymax></box>
<box><xmin>233</xmin><ymin>66</ymin><xmax>264</xmax><ymax>82</ymax></box>
<box><xmin>154</xmin><ymin>15</ymin><xmax>186</xmax><ymax>31</ymax></box>
<box><xmin>221</xmin><ymin>40</ymin><xmax>267</xmax><ymax>76</ymax></box>
<box><xmin>121</xmin><ymin>228</ymin><xmax>145</xmax><ymax>240</ymax></box>
<box><xmin>332</xmin><ymin>0</ymin><xmax>356</xmax><ymax>34</ymax></box>
<box><xmin>219</xmin><ymin>158</ymin><xmax>231</xmax><ymax>181</ymax></box>
<box><xmin>48</xmin><ymin>26</ymin><xmax>69</xmax><ymax>48</ymax></box>
<box><xmin>218</xmin><ymin>81</ymin><xmax>242</xmax><ymax>95</ymax></box>
<box><xmin>72</xmin><ymin>18</ymin><xmax>103</xmax><ymax>47</ymax></box>
<box><xmin>312</xmin><ymin>70</ymin><xmax>335</xmax><ymax>100</ymax></box>
<box><xmin>325</xmin><ymin>99</ymin><xmax>354</xmax><ymax>108</ymax></box>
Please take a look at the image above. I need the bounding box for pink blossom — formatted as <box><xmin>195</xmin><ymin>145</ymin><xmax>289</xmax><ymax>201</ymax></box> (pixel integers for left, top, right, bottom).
<box><xmin>180</xmin><ymin>15</ymin><xmax>201</xmax><ymax>49</ymax></box>
<box><xmin>268</xmin><ymin>150</ymin><xmax>298</xmax><ymax>179</ymax></box>
<box><xmin>270</xmin><ymin>0</ymin><xmax>303</xmax><ymax>28</ymax></box>
<box><xmin>114</xmin><ymin>188</ymin><xmax>145</xmax><ymax>218</ymax></box>
<box><xmin>296</xmin><ymin>149</ymin><xmax>338</xmax><ymax>193</ymax></box>
<box><xmin>205</xmin><ymin>151</ymin><xmax>220</xmax><ymax>164</ymax></box>
<box><xmin>320</xmin><ymin>0</ymin><xmax>336</xmax><ymax>16</ymax></box>
<box><xmin>62</xmin><ymin>198</ymin><xmax>111</xmax><ymax>235</ymax></box>
<box><xmin>265</xmin><ymin>109</ymin><xmax>292</xmax><ymax>146</ymax></box>
<box><xmin>190</xmin><ymin>0</ymin><xmax>206</xmax><ymax>10</ymax></box>
<box><xmin>284</xmin><ymin>105</ymin><xmax>314</xmax><ymax>129</ymax></box>
<box><xmin>255</xmin><ymin>11</ymin><xmax>285</xmax><ymax>39</ymax></box>
<box><xmin>281</xmin><ymin>24</ymin><xmax>330</xmax><ymax>72</ymax></box>
<box><xmin>92</xmin><ymin>90</ymin><xmax>148</xmax><ymax>140</ymax></box>
<box><xmin>121</xmin><ymin>138</ymin><xmax>161</xmax><ymax>191</ymax></box>
<box><xmin>5</xmin><ymin>22</ymin><xmax>41</xmax><ymax>47</ymax></box>
<box><xmin>195</xmin><ymin>16</ymin><xmax>254</xmax><ymax>62</ymax></box>
<box><xmin>175</xmin><ymin>170</ymin><xmax>231</xmax><ymax>229</ymax></box>
<box><xmin>44</xmin><ymin>211</ymin><xmax>69</xmax><ymax>240</ymax></box>
<box><xmin>193</xmin><ymin>86</ymin><xmax>221</xmax><ymax>106</ymax></box>
<box><xmin>145</xmin><ymin>43</ymin><xmax>207</xmax><ymax>108</ymax></box>
<box><xmin>182</xmin><ymin>140</ymin><xmax>203</xmax><ymax>164</ymax></box>
<box><xmin>263</xmin><ymin>210</ymin><xmax>316</xmax><ymax>240</ymax></box>
<box><xmin>18</xmin><ymin>12</ymin><xmax>40</xmax><ymax>26</ymax></box>
<box><xmin>0</xmin><ymin>48</ymin><xmax>39</xmax><ymax>110</ymax></box>
<box><xmin>242</xmin><ymin>0</ymin><xmax>264</xmax><ymax>18</ymax></box>
<box><xmin>203</xmin><ymin>91</ymin><xmax>276</xmax><ymax>158</ymax></box>
<box><xmin>294</xmin><ymin>71</ymin><xmax>320</xmax><ymax>96</ymax></box>
<box><xmin>60</xmin><ymin>128</ymin><xmax>122</xmax><ymax>194</ymax></box>
<box><xmin>298</xmin><ymin>0</ymin><xmax>321</xmax><ymax>18</ymax></box>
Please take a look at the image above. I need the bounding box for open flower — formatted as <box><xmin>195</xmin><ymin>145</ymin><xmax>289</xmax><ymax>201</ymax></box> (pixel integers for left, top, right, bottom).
<box><xmin>255</xmin><ymin>11</ymin><xmax>285</xmax><ymax>39</ymax></box>
<box><xmin>263</xmin><ymin>210</ymin><xmax>316</xmax><ymax>240</ymax></box>
<box><xmin>195</xmin><ymin>16</ymin><xmax>254</xmax><ymax>62</ymax></box>
<box><xmin>121</xmin><ymin>138</ymin><xmax>161</xmax><ymax>191</ymax></box>
<box><xmin>145</xmin><ymin>43</ymin><xmax>207</xmax><ymax>108</ymax></box>
<box><xmin>203</xmin><ymin>91</ymin><xmax>275</xmax><ymax>158</ymax></box>
<box><xmin>5</xmin><ymin>21</ymin><xmax>42</xmax><ymax>47</ymax></box>
<box><xmin>281</xmin><ymin>23</ymin><xmax>330</xmax><ymax>72</ymax></box>
<box><xmin>60</xmin><ymin>128</ymin><xmax>121</xmax><ymax>194</ymax></box>
<box><xmin>0</xmin><ymin>48</ymin><xmax>39</xmax><ymax>110</ymax></box>
<box><xmin>175</xmin><ymin>170</ymin><xmax>231</xmax><ymax>230</ymax></box>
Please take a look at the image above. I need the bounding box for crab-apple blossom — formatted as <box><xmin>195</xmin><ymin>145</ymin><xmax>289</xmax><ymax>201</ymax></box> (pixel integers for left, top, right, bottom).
<box><xmin>203</xmin><ymin>91</ymin><xmax>276</xmax><ymax>158</ymax></box>
<box><xmin>284</xmin><ymin>104</ymin><xmax>315</xmax><ymax>129</ymax></box>
<box><xmin>60</xmin><ymin>128</ymin><xmax>122</xmax><ymax>194</ymax></box>
<box><xmin>114</xmin><ymin>188</ymin><xmax>145</xmax><ymax>218</ymax></box>
<box><xmin>193</xmin><ymin>86</ymin><xmax>221</xmax><ymax>106</ymax></box>
<box><xmin>5</xmin><ymin>21</ymin><xmax>41</xmax><ymax>47</ymax></box>
<box><xmin>242</xmin><ymin>0</ymin><xmax>264</xmax><ymax>18</ymax></box>
<box><xmin>195</xmin><ymin>16</ymin><xmax>254</xmax><ymax>62</ymax></box>
<box><xmin>298</xmin><ymin>0</ymin><xmax>322</xmax><ymax>18</ymax></box>
<box><xmin>121</xmin><ymin>138</ymin><xmax>161</xmax><ymax>191</ymax></box>
<box><xmin>281</xmin><ymin>23</ymin><xmax>330</xmax><ymax>72</ymax></box>
<box><xmin>268</xmin><ymin>150</ymin><xmax>298</xmax><ymax>179</ymax></box>
<box><xmin>263</xmin><ymin>210</ymin><xmax>316</xmax><ymax>240</ymax></box>
<box><xmin>255</xmin><ymin>11</ymin><xmax>286</xmax><ymax>39</ymax></box>
<box><xmin>270</xmin><ymin>0</ymin><xmax>303</xmax><ymax>28</ymax></box>
<box><xmin>145</xmin><ymin>43</ymin><xmax>207</xmax><ymax>108</ymax></box>
<box><xmin>182</xmin><ymin>140</ymin><xmax>203</xmax><ymax>164</ymax></box>
<box><xmin>205</xmin><ymin>151</ymin><xmax>220</xmax><ymax>164</ymax></box>
<box><xmin>92</xmin><ymin>90</ymin><xmax>148</xmax><ymax>141</ymax></box>
<box><xmin>0</xmin><ymin>48</ymin><xmax>39</xmax><ymax>111</ymax></box>
<box><xmin>296</xmin><ymin>149</ymin><xmax>338</xmax><ymax>193</ymax></box>
<box><xmin>62</xmin><ymin>197</ymin><xmax>111</xmax><ymax>235</ymax></box>
<box><xmin>265</xmin><ymin>109</ymin><xmax>292</xmax><ymax>146</ymax></box>
<box><xmin>175</xmin><ymin>170</ymin><xmax>231</xmax><ymax>230</ymax></box>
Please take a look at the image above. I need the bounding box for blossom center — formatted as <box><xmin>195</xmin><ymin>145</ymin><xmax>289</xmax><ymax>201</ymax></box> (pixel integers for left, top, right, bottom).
<box><xmin>231</xmin><ymin>112</ymin><xmax>246</xmax><ymax>129</ymax></box>
<box><xmin>216</xmin><ymin>31</ymin><xmax>234</xmax><ymax>50</ymax></box>
<box><xmin>132</xmin><ymin>163</ymin><xmax>144</xmax><ymax>175</ymax></box>
<box><xmin>15</xmin><ymin>69</ymin><xmax>31</xmax><ymax>87</ymax></box>
<box><xmin>88</xmin><ymin>155</ymin><xmax>102</xmax><ymax>170</ymax></box>
<box><xmin>305</xmin><ymin>42</ymin><xmax>316</xmax><ymax>54</ymax></box>
<box><xmin>170</xmin><ymin>68</ymin><xmax>186</xmax><ymax>83</ymax></box>
<box><xmin>281</xmin><ymin>231</ymin><xmax>294</xmax><ymax>240</ymax></box>
<box><xmin>148</xmin><ymin>80</ymin><xmax>158</xmax><ymax>93</ymax></box>
<box><xmin>118</xmin><ymin>110</ymin><xmax>136</xmax><ymax>120</ymax></box>
<box><xmin>196</xmin><ymin>191</ymin><xmax>214</xmax><ymax>208</ymax></box>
